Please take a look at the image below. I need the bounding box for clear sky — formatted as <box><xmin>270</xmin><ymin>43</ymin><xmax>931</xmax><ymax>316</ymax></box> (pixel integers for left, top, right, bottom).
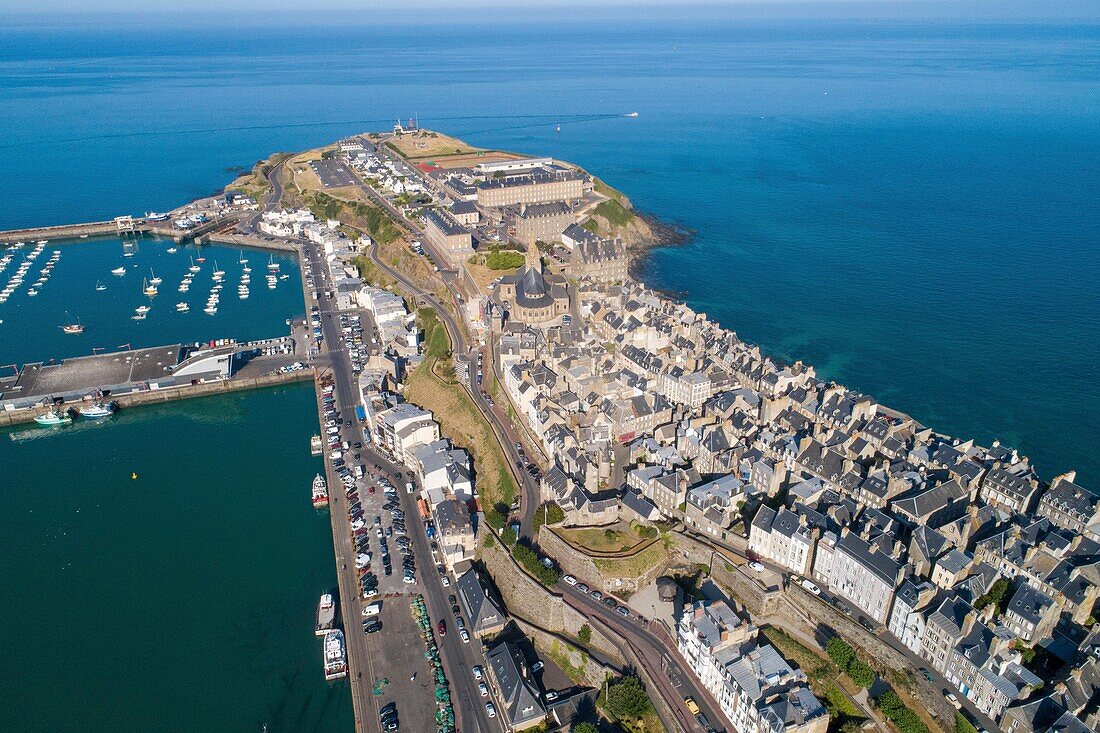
<box><xmin>5</xmin><ymin>0</ymin><xmax>1097</xmax><ymax>21</ymax></box>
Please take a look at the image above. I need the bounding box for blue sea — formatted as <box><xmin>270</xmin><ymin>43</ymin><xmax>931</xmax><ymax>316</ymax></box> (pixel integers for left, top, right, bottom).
<box><xmin>1</xmin><ymin>10</ymin><xmax>1099</xmax><ymax>729</ymax></box>
<box><xmin>3</xmin><ymin>14</ymin><xmax>1097</xmax><ymax>478</ymax></box>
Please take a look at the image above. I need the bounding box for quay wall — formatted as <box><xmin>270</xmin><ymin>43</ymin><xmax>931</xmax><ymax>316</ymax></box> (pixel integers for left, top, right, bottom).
<box><xmin>0</xmin><ymin>370</ymin><xmax>310</xmax><ymax>427</ymax></box>
<box><xmin>0</xmin><ymin>221</ymin><xmax>123</xmax><ymax>244</ymax></box>
<box><xmin>478</xmin><ymin>536</ymin><xmax>625</xmax><ymax>666</ymax></box>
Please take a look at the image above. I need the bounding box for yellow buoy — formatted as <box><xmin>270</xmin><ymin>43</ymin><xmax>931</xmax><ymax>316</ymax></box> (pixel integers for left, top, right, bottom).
<box><xmin>131</xmin><ymin>472</ymin><xmax>138</xmax><ymax>480</ymax></box>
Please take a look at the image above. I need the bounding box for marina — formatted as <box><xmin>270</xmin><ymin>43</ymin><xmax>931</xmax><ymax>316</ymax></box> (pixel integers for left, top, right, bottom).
<box><xmin>0</xmin><ymin>235</ymin><xmax>302</xmax><ymax>366</ymax></box>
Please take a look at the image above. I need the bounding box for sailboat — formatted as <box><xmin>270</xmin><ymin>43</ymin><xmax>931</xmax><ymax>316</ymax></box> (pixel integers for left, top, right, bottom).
<box><xmin>267</xmin><ymin>254</ymin><xmax>280</xmax><ymax>272</ymax></box>
<box><xmin>238</xmin><ymin>251</ymin><xmax>248</xmax><ymax>265</ymax></box>
<box><xmin>188</xmin><ymin>257</ymin><xmax>201</xmax><ymax>274</ymax></box>
<box><xmin>149</xmin><ymin>268</ymin><xmax>162</xmax><ymax>286</ymax></box>
<box><xmin>60</xmin><ymin>311</ymin><xmax>85</xmax><ymax>334</ymax></box>
<box><xmin>143</xmin><ymin>277</ymin><xmax>158</xmax><ymax>297</ymax></box>
<box><xmin>95</xmin><ymin>280</ymin><xmax>107</xmax><ymax>291</ymax></box>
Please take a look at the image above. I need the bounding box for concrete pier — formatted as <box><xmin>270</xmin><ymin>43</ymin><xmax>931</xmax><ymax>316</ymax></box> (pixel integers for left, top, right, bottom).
<box><xmin>0</xmin><ymin>334</ymin><xmax>307</xmax><ymax>425</ymax></box>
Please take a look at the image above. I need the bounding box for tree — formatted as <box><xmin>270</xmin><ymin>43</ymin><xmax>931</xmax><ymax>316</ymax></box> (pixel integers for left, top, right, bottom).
<box><xmin>975</xmin><ymin>578</ymin><xmax>1012</xmax><ymax>612</ymax></box>
<box><xmin>848</xmin><ymin>659</ymin><xmax>875</xmax><ymax>689</ymax></box>
<box><xmin>578</xmin><ymin>624</ymin><xmax>592</xmax><ymax>645</ymax></box>
<box><xmin>826</xmin><ymin>637</ymin><xmax>855</xmax><ymax>671</ymax></box>
<box><xmin>604</xmin><ymin>676</ymin><xmax>653</xmax><ymax>719</ymax></box>
<box><xmin>571</xmin><ymin>723</ymin><xmax>599</xmax><ymax>733</ymax></box>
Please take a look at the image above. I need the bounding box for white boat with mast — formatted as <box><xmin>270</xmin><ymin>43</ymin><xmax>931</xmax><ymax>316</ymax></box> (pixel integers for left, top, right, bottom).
<box><xmin>175</xmin><ymin>302</ymin><xmax>190</xmax><ymax>312</ymax></box>
<box><xmin>267</xmin><ymin>254</ymin><xmax>280</xmax><ymax>272</ymax></box>
<box><xmin>60</xmin><ymin>312</ymin><xmax>85</xmax><ymax>334</ymax></box>
<box><xmin>96</xmin><ymin>280</ymin><xmax>107</xmax><ymax>291</ymax></box>
<box><xmin>149</xmin><ymin>268</ymin><xmax>162</xmax><ymax>286</ymax></box>
<box><xmin>188</xmin><ymin>257</ymin><xmax>201</xmax><ymax>274</ymax></box>
<box><xmin>143</xmin><ymin>277</ymin><xmax>158</xmax><ymax>297</ymax></box>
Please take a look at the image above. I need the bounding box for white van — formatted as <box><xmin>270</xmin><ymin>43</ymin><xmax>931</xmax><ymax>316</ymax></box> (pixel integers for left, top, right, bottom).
<box><xmin>362</xmin><ymin>602</ymin><xmax>381</xmax><ymax>617</ymax></box>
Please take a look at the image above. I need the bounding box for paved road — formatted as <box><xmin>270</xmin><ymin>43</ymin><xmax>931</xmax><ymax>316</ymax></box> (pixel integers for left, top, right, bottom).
<box><xmin>556</xmin><ymin>581</ymin><xmax>722</xmax><ymax>733</ymax></box>
<box><xmin>304</xmin><ymin>240</ymin><xmax>496</xmax><ymax>733</ymax></box>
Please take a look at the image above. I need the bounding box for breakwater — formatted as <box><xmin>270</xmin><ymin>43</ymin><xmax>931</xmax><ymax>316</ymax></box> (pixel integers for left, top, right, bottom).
<box><xmin>0</xmin><ymin>369</ymin><xmax>310</xmax><ymax>427</ymax></box>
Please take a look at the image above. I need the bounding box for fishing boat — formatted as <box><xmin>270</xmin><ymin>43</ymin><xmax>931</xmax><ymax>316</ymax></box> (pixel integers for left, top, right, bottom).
<box><xmin>143</xmin><ymin>278</ymin><xmax>158</xmax><ymax>297</ymax></box>
<box><xmin>79</xmin><ymin>400</ymin><xmax>116</xmax><ymax>419</ymax></box>
<box><xmin>316</xmin><ymin>593</ymin><xmax>336</xmax><ymax>635</ymax></box>
<box><xmin>95</xmin><ymin>280</ymin><xmax>107</xmax><ymax>291</ymax></box>
<box><xmin>35</xmin><ymin>408</ymin><xmax>72</xmax><ymax>426</ymax></box>
<box><xmin>267</xmin><ymin>254</ymin><xmax>280</xmax><ymax>272</ymax></box>
<box><xmin>60</xmin><ymin>322</ymin><xmax>85</xmax><ymax>335</ymax></box>
<box><xmin>145</xmin><ymin>211</ymin><xmax>169</xmax><ymax>221</ymax></box>
<box><xmin>322</xmin><ymin>630</ymin><xmax>347</xmax><ymax>680</ymax></box>
<box><xmin>311</xmin><ymin>473</ymin><xmax>328</xmax><ymax>508</ymax></box>
<box><xmin>175</xmin><ymin>302</ymin><xmax>190</xmax><ymax>312</ymax></box>
<box><xmin>112</xmin><ymin>267</ymin><xmax>126</xmax><ymax>276</ymax></box>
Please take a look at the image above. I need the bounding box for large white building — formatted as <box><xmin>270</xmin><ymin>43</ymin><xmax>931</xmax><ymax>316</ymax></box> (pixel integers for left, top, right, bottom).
<box><xmin>748</xmin><ymin>506</ymin><xmax>817</xmax><ymax>577</ymax></box>
<box><xmin>677</xmin><ymin>600</ymin><xmax>829</xmax><ymax>733</ymax></box>
<box><xmin>375</xmin><ymin>403</ymin><xmax>440</xmax><ymax>464</ymax></box>
<box><xmin>813</xmin><ymin>529</ymin><xmax>901</xmax><ymax>625</ymax></box>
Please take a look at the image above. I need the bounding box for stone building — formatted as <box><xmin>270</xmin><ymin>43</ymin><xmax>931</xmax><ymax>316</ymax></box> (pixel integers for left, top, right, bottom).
<box><xmin>495</xmin><ymin>247</ymin><xmax>570</xmax><ymax>326</ymax></box>
<box><xmin>513</xmin><ymin>202</ymin><xmax>574</xmax><ymax>246</ymax></box>
<box><xmin>422</xmin><ymin>208</ymin><xmax>473</xmax><ymax>256</ymax></box>
<box><xmin>476</xmin><ymin>170</ymin><xmax>585</xmax><ymax>208</ymax></box>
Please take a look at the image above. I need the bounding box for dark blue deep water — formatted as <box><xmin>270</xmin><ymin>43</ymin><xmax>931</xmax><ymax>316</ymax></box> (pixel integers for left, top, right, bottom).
<box><xmin>0</xmin><ymin>18</ymin><xmax>1097</xmax><ymax>490</ymax></box>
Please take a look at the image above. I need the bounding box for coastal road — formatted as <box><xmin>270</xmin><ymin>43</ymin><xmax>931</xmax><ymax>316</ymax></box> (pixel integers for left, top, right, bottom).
<box><xmin>303</xmin><ymin>240</ymin><xmax>495</xmax><ymax>733</ymax></box>
<box><xmin>556</xmin><ymin>580</ymin><xmax>723</xmax><ymax>733</ymax></box>
<box><xmin>361</xmin><ymin>239</ymin><xmax>542</xmax><ymax>535</ymax></box>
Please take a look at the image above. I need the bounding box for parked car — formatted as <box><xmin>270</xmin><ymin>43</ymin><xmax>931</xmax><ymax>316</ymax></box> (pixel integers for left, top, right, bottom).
<box><xmin>944</xmin><ymin>692</ymin><xmax>962</xmax><ymax>709</ymax></box>
<box><xmin>748</xmin><ymin>561</ymin><xmax>765</xmax><ymax>572</ymax></box>
<box><xmin>800</xmin><ymin>578</ymin><xmax>821</xmax><ymax>595</ymax></box>
<box><xmin>472</xmin><ymin>665</ymin><xmax>483</xmax><ymax>680</ymax></box>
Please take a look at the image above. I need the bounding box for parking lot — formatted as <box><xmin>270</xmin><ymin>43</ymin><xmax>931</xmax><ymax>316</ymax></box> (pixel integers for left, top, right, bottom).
<box><xmin>360</xmin><ymin>599</ymin><xmax>438</xmax><ymax>733</ymax></box>
<box><xmin>310</xmin><ymin>158</ymin><xmax>358</xmax><ymax>189</ymax></box>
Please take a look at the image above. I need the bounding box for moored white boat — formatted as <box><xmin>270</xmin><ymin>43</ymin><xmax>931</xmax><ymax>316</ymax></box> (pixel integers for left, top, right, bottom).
<box><xmin>315</xmin><ymin>593</ymin><xmax>335</xmax><ymax>635</ymax></box>
<box><xmin>79</xmin><ymin>401</ymin><xmax>116</xmax><ymax>419</ymax></box>
<box><xmin>322</xmin><ymin>630</ymin><xmax>347</xmax><ymax>680</ymax></box>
